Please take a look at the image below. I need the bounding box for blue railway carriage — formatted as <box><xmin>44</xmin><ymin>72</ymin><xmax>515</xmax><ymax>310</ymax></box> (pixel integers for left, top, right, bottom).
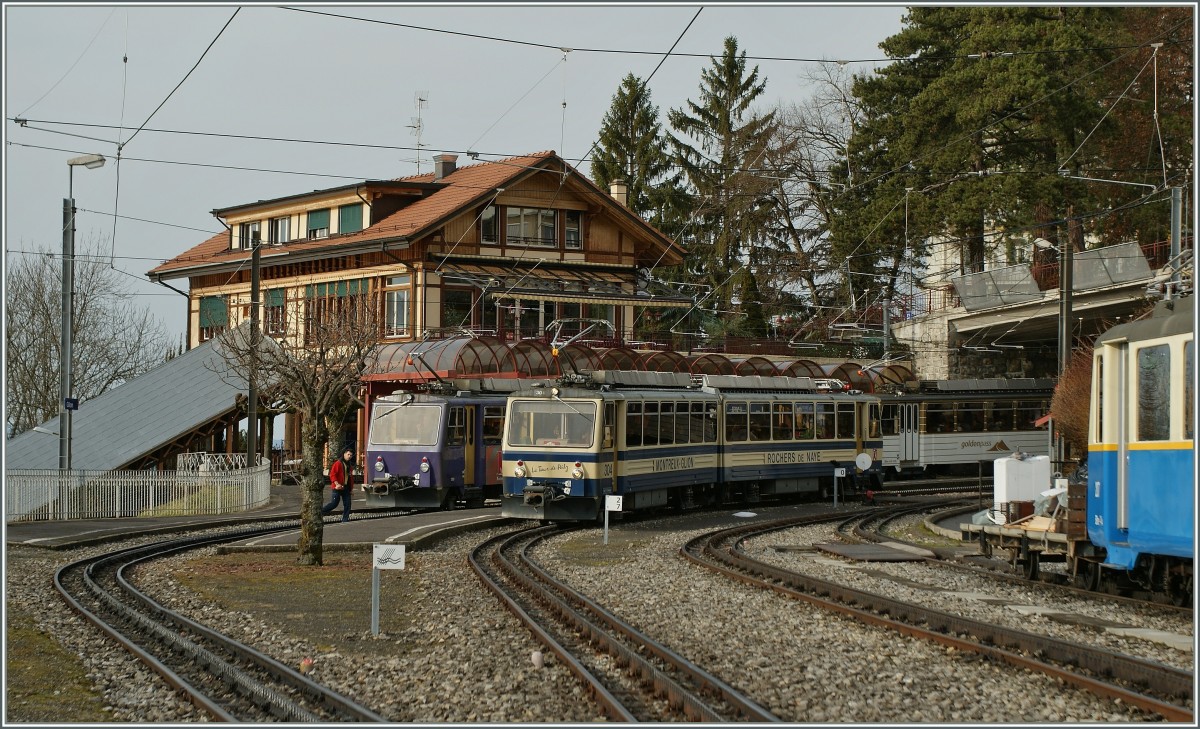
<box><xmin>1086</xmin><ymin>297</ymin><xmax>1194</xmax><ymax>601</ymax></box>
<box><xmin>364</xmin><ymin>380</ymin><xmax>522</xmax><ymax>510</ymax></box>
<box><xmin>501</xmin><ymin>371</ymin><xmax>883</xmax><ymax>522</ymax></box>
<box><xmin>878</xmin><ymin>379</ymin><xmax>1056</xmax><ymax>478</ymax></box>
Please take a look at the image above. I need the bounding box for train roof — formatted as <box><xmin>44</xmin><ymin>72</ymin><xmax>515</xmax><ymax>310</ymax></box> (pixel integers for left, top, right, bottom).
<box><xmin>1095</xmin><ymin>297</ymin><xmax>1194</xmax><ymax>347</ymax></box>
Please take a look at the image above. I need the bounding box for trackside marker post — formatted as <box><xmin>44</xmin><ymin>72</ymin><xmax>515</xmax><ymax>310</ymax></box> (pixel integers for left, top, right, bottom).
<box><xmin>604</xmin><ymin>495</ymin><xmax>623</xmax><ymax>545</ymax></box>
<box><xmin>371</xmin><ymin>544</ymin><xmax>405</xmax><ymax>636</ymax></box>
<box><xmin>833</xmin><ymin>467</ymin><xmax>846</xmax><ymax>507</ymax></box>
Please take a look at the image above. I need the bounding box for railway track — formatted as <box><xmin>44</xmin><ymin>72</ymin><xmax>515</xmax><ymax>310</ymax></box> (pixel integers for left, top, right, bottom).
<box><xmin>857</xmin><ymin>503</ymin><xmax>1195</xmax><ymax>614</ymax></box>
<box><xmin>681</xmin><ymin>507</ymin><xmax>1194</xmax><ymax>723</ymax></box>
<box><xmin>469</xmin><ymin>525</ymin><xmax>782</xmax><ymax>722</ymax></box>
<box><xmin>53</xmin><ymin>524</ymin><xmax>387</xmax><ymax>723</ymax></box>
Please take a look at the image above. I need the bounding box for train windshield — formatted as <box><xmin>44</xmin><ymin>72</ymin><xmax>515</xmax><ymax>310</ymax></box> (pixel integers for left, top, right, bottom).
<box><xmin>369</xmin><ymin>404</ymin><xmax>442</xmax><ymax>446</ymax></box>
<box><xmin>507</xmin><ymin>400</ymin><xmax>597</xmax><ymax>448</ymax></box>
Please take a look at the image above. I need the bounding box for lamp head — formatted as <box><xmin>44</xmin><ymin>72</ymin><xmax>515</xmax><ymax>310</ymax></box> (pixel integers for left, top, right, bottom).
<box><xmin>68</xmin><ymin>154</ymin><xmax>106</xmax><ymax>170</ymax></box>
<box><xmin>1033</xmin><ymin>238</ymin><xmax>1058</xmax><ymax>252</ymax></box>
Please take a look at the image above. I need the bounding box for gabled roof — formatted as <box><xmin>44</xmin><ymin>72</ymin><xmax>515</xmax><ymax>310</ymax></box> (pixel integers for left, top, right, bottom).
<box><xmin>148</xmin><ymin>151</ymin><xmax>684</xmax><ymax>281</ymax></box>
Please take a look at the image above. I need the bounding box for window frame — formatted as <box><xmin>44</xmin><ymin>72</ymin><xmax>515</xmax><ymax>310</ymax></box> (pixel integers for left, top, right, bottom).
<box><xmin>505</xmin><ymin>206</ymin><xmax>557</xmax><ymax>248</ymax></box>
<box><xmin>238</xmin><ymin>221</ymin><xmax>261</xmax><ymax>249</ymax></box>
<box><xmin>384</xmin><ymin>274</ymin><xmax>412</xmax><ymax>338</ymax></box>
<box><xmin>269</xmin><ymin>216</ymin><xmax>291</xmax><ymax>245</ymax></box>
<box><xmin>307</xmin><ymin>208</ymin><xmax>330</xmax><ymax>239</ymax></box>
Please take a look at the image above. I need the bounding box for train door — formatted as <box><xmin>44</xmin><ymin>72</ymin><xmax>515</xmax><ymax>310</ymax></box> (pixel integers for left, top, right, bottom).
<box><xmin>899</xmin><ymin>403</ymin><xmax>919</xmax><ymax>462</ymax></box>
<box><xmin>603</xmin><ymin>400</ymin><xmax>618</xmax><ymax>494</ymax></box>
<box><xmin>463</xmin><ymin>405</ymin><xmax>476</xmax><ymax>486</ymax></box>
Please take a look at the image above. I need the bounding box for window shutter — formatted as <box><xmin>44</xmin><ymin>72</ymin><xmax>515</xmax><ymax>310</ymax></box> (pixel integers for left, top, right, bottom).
<box><xmin>199</xmin><ymin>296</ymin><xmax>227</xmax><ymax>328</ymax></box>
<box><xmin>307</xmin><ymin>208</ymin><xmax>330</xmax><ymax>233</ymax></box>
<box><xmin>267</xmin><ymin>289</ymin><xmax>285</xmax><ymax>307</ymax></box>
<box><xmin>338</xmin><ymin>203</ymin><xmax>363</xmax><ymax>234</ymax></box>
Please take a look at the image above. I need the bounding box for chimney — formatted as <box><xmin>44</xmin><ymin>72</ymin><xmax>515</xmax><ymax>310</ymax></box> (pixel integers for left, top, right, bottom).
<box><xmin>434</xmin><ymin>153</ymin><xmax>458</xmax><ymax>180</ymax></box>
<box><xmin>609</xmin><ymin>179</ymin><xmax>628</xmax><ymax>207</ymax></box>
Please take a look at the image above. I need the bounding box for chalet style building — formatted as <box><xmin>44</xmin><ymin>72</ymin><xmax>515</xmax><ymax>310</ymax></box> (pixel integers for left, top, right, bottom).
<box><xmin>148</xmin><ymin>151</ymin><xmax>689</xmax><ymax>453</ymax></box>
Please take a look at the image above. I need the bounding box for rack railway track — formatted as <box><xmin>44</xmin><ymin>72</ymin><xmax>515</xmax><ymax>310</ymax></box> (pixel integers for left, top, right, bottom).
<box><xmin>681</xmin><ymin>506</ymin><xmax>1194</xmax><ymax>723</ymax></box>
<box><xmin>469</xmin><ymin>525</ymin><xmax>781</xmax><ymax>722</ymax></box>
<box><xmin>53</xmin><ymin>524</ymin><xmax>387</xmax><ymax>723</ymax></box>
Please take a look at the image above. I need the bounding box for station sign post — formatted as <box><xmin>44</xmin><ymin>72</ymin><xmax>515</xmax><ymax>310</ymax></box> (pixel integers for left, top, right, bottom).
<box><xmin>371</xmin><ymin>544</ymin><xmax>405</xmax><ymax>636</ymax></box>
<box><xmin>604</xmin><ymin>494</ymin><xmax>623</xmax><ymax>545</ymax></box>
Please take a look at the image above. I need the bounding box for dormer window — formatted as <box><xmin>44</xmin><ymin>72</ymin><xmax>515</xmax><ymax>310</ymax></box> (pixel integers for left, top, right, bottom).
<box><xmin>565</xmin><ymin>210</ymin><xmax>582</xmax><ymax>250</ymax></box>
<box><xmin>238</xmin><ymin>221</ymin><xmax>261</xmax><ymax>249</ymax></box>
<box><xmin>270</xmin><ymin>216</ymin><xmax>291</xmax><ymax>245</ymax></box>
<box><xmin>506</xmin><ymin>207</ymin><xmax>556</xmax><ymax>247</ymax></box>
<box><xmin>338</xmin><ymin>203</ymin><xmax>363</xmax><ymax>234</ymax></box>
<box><xmin>480</xmin><ymin>205</ymin><xmax>498</xmax><ymax>244</ymax></box>
<box><xmin>307</xmin><ymin>208</ymin><xmax>330</xmax><ymax>239</ymax></box>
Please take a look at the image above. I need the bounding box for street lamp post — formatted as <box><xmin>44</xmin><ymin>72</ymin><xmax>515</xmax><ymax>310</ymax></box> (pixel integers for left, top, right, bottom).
<box><xmin>1034</xmin><ymin>237</ymin><xmax>1071</xmax><ymax>376</ymax></box>
<box><xmin>61</xmin><ymin>153</ymin><xmax>106</xmax><ymax>471</ymax></box>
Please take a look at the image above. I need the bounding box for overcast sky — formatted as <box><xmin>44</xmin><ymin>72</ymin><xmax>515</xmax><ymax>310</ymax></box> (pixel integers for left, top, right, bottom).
<box><xmin>4</xmin><ymin>2</ymin><xmax>908</xmax><ymax>339</ymax></box>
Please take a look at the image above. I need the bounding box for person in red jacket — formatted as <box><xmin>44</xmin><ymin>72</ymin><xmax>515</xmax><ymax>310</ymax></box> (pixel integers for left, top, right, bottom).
<box><xmin>321</xmin><ymin>448</ymin><xmax>355</xmax><ymax>522</ymax></box>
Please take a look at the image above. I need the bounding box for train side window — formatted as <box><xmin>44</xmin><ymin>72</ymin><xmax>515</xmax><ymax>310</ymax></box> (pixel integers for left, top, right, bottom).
<box><xmin>1094</xmin><ymin>356</ymin><xmax>1104</xmax><ymax>443</ymax></box>
<box><xmin>603</xmin><ymin>401</ymin><xmax>616</xmax><ymax>447</ymax></box>
<box><xmin>725</xmin><ymin>401</ymin><xmax>748</xmax><ymax>441</ymax></box>
<box><xmin>868</xmin><ymin>403</ymin><xmax>881</xmax><ymax>438</ymax></box>
<box><xmin>704</xmin><ymin>402</ymin><xmax>718</xmax><ymax>442</ymax></box>
<box><xmin>482</xmin><ymin>405</ymin><xmax>504</xmax><ymax>445</ymax></box>
<box><xmin>957</xmin><ymin>402</ymin><xmax>985</xmax><ymax>432</ymax></box>
<box><xmin>1137</xmin><ymin>344</ymin><xmax>1171</xmax><ymax>441</ymax></box>
<box><xmin>446</xmin><ymin>406</ymin><xmax>466</xmax><ymax>446</ymax></box>
<box><xmin>881</xmin><ymin>403</ymin><xmax>898</xmax><ymax>436</ymax></box>
<box><xmin>773</xmin><ymin>402</ymin><xmax>795</xmax><ymax>441</ymax></box>
<box><xmin>676</xmin><ymin>402</ymin><xmax>692</xmax><ymax>444</ymax></box>
<box><xmin>749</xmin><ymin>403</ymin><xmax>772</xmax><ymax>441</ymax></box>
<box><xmin>1015</xmin><ymin>401</ymin><xmax>1043</xmax><ymax>430</ymax></box>
<box><xmin>925</xmin><ymin>403</ymin><xmax>950</xmax><ymax>433</ymax></box>
<box><xmin>688</xmin><ymin>402</ymin><xmax>705</xmax><ymax>444</ymax></box>
<box><xmin>795</xmin><ymin>402</ymin><xmax>815</xmax><ymax>439</ymax></box>
<box><xmin>1185</xmin><ymin>341</ymin><xmax>1194</xmax><ymax>440</ymax></box>
<box><xmin>990</xmin><ymin>402</ymin><xmax>1016</xmax><ymax>431</ymax></box>
<box><xmin>836</xmin><ymin>402</ymin><xmax>855</xmax><ymax>439</ymax></box>
<box><xmin>625</xmin><ymin>402</ymin><xmax>643</xmax><ymax>447</ymax></box>
<box><xmin>816</xmin><ymin>402</ymin><xmax>835</xmax><ymax>439</ymax></box>
<box><xmin>643</xmin><ymin>402</ymin><xmax>661</xmax><ymax>446</ymax></box>
<box><xmin>660</xmin><ymin>402</ymin><xmax>676</xmax><ymax>445</ymax></box>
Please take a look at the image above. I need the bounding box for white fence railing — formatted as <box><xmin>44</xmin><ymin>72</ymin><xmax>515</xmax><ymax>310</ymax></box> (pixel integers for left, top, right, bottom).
<box><xmin>5</xmin><ymin>463</ymin><xmax>272</xmax><ymax>522</ymax></box>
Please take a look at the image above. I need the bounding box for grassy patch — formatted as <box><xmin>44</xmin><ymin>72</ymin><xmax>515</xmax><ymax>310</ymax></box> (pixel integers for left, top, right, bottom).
<box><xmin>5</xmin><ymin>613</ymin><xmax>110</xmax><ymax>722</ymax></box>
<box><xmin>138</xmin><ymin>483</ymin><xmax>248</xmax><ymax>517</ymax></box>
<box><xmin>172</xmin><ymin>552</ymin><xmax>419</xmax><ymax>647</ymax></box>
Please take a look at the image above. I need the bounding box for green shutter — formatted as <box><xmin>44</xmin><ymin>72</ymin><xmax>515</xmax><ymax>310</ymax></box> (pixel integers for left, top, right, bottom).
<box><xmin>338</xmin><ymin>203</ymin><xmax>363</xmax><ymax>234</ymax></box>
<box><xmin>267</xmin><ymin>289</ymin><xmax>285</xmax><ymax>307</ymax></box>
<box><xmin>306</xmin><ymin>280</ymin><xmax>365</xmax><ymax>298</ymax></box>
<box><xmin>199</xmin><ymin>296</ymin><xmax>227</xmax><ymax>328</ymax></box>
<box><xmin>307</xmin><ymin>208</ymin><xmax>329</xmax><ymax>235</ymax></box>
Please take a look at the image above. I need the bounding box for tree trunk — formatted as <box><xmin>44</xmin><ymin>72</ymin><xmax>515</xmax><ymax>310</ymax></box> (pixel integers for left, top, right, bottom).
<box><xmin>296</xmin><ymin>414</ymin><xmax>327</xmax><ymax>566</ymax></box>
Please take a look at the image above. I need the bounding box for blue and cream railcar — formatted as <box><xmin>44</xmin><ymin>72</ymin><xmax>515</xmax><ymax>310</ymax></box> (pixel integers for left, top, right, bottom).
<box><xmin>365</xmin><ymin>382</ymin><xmax>518</xmax><ymax>510</ymax></box>
<box><xmin>1086</xmin><ymin>297</ymin><xmax>1193</xmax><ymax>601</ymax></box>
<box><xmin>712</xmin><ymin>374</ymin><xmax>883</xmax><ymax>498</ymax></box>
<box><xmin>878</xmin><ymin>379</ymin><xmax>1055</xmax><ymax>477</ymax></box>
<box><xmin>501</xmin><ymin>371</ymin><xmax>883</xmax><ymax>522</ymax></box>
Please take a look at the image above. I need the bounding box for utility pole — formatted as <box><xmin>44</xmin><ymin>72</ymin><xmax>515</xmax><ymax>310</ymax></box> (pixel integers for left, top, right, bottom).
<box><xmin>248</xmin><ymin>236</ymin><xmax>261</xmax><ymax>466</ymax></box>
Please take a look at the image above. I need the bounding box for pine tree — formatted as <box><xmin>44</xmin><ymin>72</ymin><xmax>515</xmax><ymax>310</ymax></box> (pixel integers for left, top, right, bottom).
<box><xmin>668</xmin><ymin>36</ymin><xmax>776</xmax><ymax>318</ymax></box>
<box><xmin>590</xmin><ymin>73</ymin><xmax>679</xmax><ymax>225</ymax></box>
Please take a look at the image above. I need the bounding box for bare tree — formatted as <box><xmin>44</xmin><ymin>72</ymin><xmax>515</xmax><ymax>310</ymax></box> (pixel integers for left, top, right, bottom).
<box><xmin>215</xmin><ymin>290</ymin><xmax>383</xmax><ymax>566</ymax></box>
<box><xmin>5</xmin><ymin>239</ymin><xmax>171</xmax><ymax>436</ymax></box>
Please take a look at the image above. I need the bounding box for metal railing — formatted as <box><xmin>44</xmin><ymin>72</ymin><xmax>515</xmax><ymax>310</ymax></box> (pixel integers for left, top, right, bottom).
<box><xmin>5</xmin><ymin>463</ymin><xmax>272</xmax><ymax>523</ymax></box>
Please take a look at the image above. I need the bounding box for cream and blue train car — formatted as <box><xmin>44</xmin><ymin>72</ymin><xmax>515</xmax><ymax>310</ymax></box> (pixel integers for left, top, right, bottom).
<box><xmin>500</xmin><ymin>371</ymin><xmax>882</xmax><ymax>522</ymax></box>
<box><xmin>1087</xmin><ymin>297</ymin><xmax>1194</xmax><ymax>601</ymax></box>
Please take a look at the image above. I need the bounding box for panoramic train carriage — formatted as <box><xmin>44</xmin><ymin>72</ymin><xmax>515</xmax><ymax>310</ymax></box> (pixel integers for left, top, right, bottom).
<box><xmin>878</xmin><ymin>379</ymin><xmax>1055</xmax><ymax>477</ymax></box>
<box><xmin>364</xmin><ymin>380</ymin><xmax>522</xmax><ymax>510</ymax></box>
<box><xmin>1085</xmin><ymin>297</ymin><xmax>1194</xmax><ymax>601</ymax></box>
<box><xmin>500</xmin><ymin>371</ymin><xmax>883</xmax><ymax>522</ymax></box>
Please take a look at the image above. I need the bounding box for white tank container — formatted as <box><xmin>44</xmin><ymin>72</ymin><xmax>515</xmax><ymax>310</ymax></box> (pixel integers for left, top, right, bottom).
<box><xmin>994</xmin><ymin>455</ymin><xmax>1051</xmax><ymax>508</ymax></box>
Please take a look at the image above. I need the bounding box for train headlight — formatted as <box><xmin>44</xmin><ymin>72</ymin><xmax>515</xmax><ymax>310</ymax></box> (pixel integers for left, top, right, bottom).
<box><xmin>374</xmin><ymin>457</ymin><xmax>384</xmax><ymax>473</ymax></box>
<box><xmin>419</xmin><ymin>457</ymin><xmax>430</xmax><ymax>473</ymax></box>
<box><xmin>514</xmin><ymin>460</ymin><xmax>527</xmax><ymax>478</ymax></box>
<box><xmin>572</xmin><ymin>468</ymin><xmax>584</xmax><ymax>479</ymax></box>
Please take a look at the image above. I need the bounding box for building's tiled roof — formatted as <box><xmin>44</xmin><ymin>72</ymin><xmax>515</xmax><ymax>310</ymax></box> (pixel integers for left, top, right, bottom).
<box><xmin>150</xmin><ymin>151</ymin><xmax>644</xmax><ymax>278</ymax></box>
